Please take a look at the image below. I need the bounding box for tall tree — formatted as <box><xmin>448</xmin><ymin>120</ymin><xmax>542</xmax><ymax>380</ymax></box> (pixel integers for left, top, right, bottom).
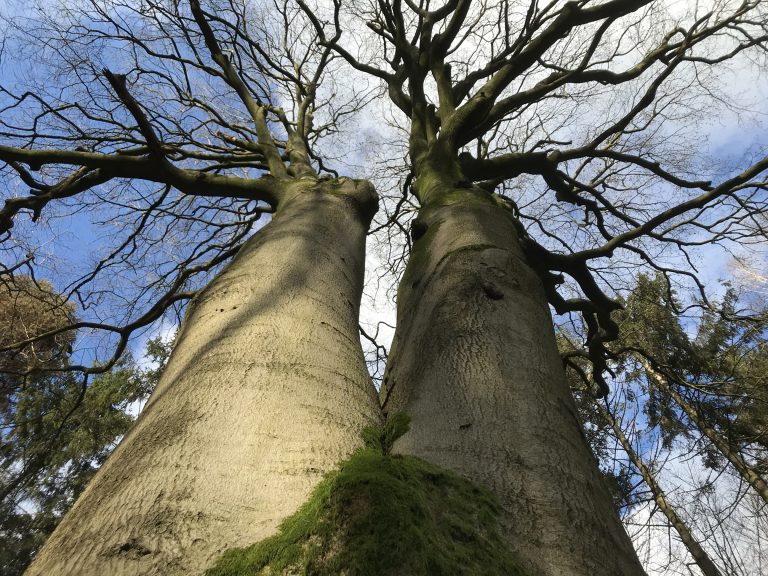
<box><xmin>564</xmin><ymin>275</ymin><xmax>768</xmax><ymax>575</ymax></box>
<box><xmin>1</xmin><ymin>0</ymin><xmax>767</xmax><ymax>575</ymax></box>
<box><xmin>304</xmin><ymin>1</ymin><xmax>768</xmax><ymax>573</ymax></box>
<box><xmin>2</xmin><ymin>1</ymin><xmax>382</xmax><ymax>574</ymax></box>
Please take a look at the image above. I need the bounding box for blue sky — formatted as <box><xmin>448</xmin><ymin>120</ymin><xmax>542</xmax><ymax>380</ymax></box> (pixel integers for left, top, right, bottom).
<box><xmin>2</xmin><ymin>1</ymin><xmax>766</xmax><ymax>391</ymax></box>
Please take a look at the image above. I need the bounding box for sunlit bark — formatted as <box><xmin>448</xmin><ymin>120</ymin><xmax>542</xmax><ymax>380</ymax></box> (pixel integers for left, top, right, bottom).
<box><xmin>26</xmin><ymin>178</ymin><xmax>382</xmax><ymax>576</ymax></box>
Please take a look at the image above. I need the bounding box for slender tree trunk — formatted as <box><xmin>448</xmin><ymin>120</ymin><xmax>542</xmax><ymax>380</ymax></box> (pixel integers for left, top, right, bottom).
<box><xmin>598</xmin><ymin>403</ymin><xmax>723</xmax><ymax>576</ymax></box>
<box><xmin>643</xmin><ymin>360</ymin><xmax>768</xmax><ymax>504</ymax></box>
<box><xmin>381</xmin><ymin>187</ymin><xmax>646</xmax><ymax>576</ymax></box>
<box><xmin>26</xmin><ymin>178</ymin><xmax>383</xmax><ymax>576</ymax></box>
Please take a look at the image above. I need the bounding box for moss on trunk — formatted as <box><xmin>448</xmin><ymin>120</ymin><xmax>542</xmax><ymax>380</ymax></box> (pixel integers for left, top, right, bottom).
<box><xmin>205</xmin><ymin>448</ymin><xmax>523</xmax><ymax>576</ymax></box>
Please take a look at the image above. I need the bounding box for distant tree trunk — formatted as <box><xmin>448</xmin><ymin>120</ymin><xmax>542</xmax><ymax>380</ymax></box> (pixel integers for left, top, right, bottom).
<box><xmin>598</xmin><ymin>402</ymin><xmax>724</xmax><ymax>576</ymax></box>
<box><xmin>642</xmin><ymin>359</ymin><xmax>768</xmax><ymax>504</ymax></box>
<box><xmin>25</xmin><ymin>178</ymin><xmax>383</xmax><ymax>576</ymax></box>
<box><xmin>381</xmin><ymin>185</ymin><xmax>646</xmax><ymax>576</ymax></box>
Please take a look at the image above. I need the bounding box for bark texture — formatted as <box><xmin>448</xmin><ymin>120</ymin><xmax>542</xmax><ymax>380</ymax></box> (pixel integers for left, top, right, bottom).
<box><xmin>26</xmin><ymin>178</ymin><xmax>382</xmax><ymax>576</ymax></box>
<box><xmin>381</xmin><ymin>189</ymin><xmax>646</xmax><ymax>576</ymax></box>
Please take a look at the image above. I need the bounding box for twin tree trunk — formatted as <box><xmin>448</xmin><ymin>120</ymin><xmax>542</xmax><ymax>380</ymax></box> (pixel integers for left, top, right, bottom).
<box><xmin>26</xmin><ymin>178</ymin><xmax>383</xmax><ymax>576</ymax></box>
<box><xmin>381</xmin><ymin>187</ymin><xmax>645</xmax><ymax>576</ymax></box>
<box><xmin>27</xmin><ymin>178</ymin><xmax>645</xmax><ymax>575</ymax></box>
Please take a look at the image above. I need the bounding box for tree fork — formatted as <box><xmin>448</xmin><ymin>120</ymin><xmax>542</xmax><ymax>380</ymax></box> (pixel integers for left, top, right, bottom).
<box><xmin>25</xmin><ymin>177</ymin><xmax>382</xmax><ymax>576</ymax></box>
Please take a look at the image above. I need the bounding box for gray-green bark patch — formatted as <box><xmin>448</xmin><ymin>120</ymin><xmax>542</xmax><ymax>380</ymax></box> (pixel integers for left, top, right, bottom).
<box><xmin>398</xmin><ymin>218</ymin><xmax>442</xmax><ymax>301</ymax></box>
<box><xmin>428</xmin><ymin>187</ymin><xmax>497</xmax><ymax>208</ymax></box>
<box><xmin>398</xmin><ymin>234</ymin><xmax>499</xmax><ymax>313</ymax></box>
<box><xmin>206</xmin><ymin>427</ymin><xmax>523</xmax><ymax>575</ymax></box>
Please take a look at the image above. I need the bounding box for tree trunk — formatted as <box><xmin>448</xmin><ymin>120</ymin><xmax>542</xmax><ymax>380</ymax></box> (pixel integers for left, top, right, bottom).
<box><xmin>381</xmin><ymin>188</ymin><xmax>646</xmax><ymax>576</ymax></box>
<box><xmin>643</xmin><ymin>360</ymin><xmax>768</xmax><ymax>504</ymax></box>
<box><xmin>598</xmin><ymin>403</ymin><xmax>723</xmax><ymax>576</ymax></box>
<box><xmin>26</xmin><ymin>177</ymin><xmax>382</xmax><ymax>576</ymax></box>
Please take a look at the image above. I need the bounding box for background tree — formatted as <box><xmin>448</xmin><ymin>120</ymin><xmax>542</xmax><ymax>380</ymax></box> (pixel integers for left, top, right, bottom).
<box><xmin>563</xmin><ymin>274</ymin><xmax>768</xmax><ymax>575</ymax></box>
<box><xmin>0</xmin><ymin>276</ymin><xmax>74</xmax><ymax>395</ymax></box>
<box><xmin>0</xmin><ymin>276</ymin><xmax>161</xmax><ymax>576</ymax></box>
<box><xmin>1</xmin><ymin>0</ymin><xmax>768</xmax><ymax>575</ymax></box>
<box><xmin>1</xmin><ymin>275</ymin><xmax>77</xmax><ymax>503</ymax></box>
<box><xmin>615</xmin><ymin>274</ymin><xmax>768</xmax><ymax>499</ymax></box>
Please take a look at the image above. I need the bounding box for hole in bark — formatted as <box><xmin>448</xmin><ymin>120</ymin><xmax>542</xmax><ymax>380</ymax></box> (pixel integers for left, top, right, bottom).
<box><xmin>410</xmin><ymin>219</ymin><xmax>428</xmax><ymax>242</ymax></box>
<box><xmin>481</xmin><ymin>282</ymin><xmax>504</xmax><ymax>300</ymax></box>
<box><xmin>116</xmin><ymin>538</ymin><xmax>151</xmax><ymax>557</ymax></box>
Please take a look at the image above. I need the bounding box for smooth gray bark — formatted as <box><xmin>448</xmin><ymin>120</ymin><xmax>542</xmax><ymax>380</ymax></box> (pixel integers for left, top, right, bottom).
<box><xmin>381</xmin><ymin>191</ymin><xmax>647</xmax><ymax>576</ymax></box>
<box><xmin>25</xmin><ymin>177</ymin><xmax>382</xmax><ymax>576</ymax></box>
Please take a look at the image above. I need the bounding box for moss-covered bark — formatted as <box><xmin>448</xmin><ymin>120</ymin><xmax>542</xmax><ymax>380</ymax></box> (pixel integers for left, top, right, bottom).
<box><xmin>206</xmin><ymin>447</ymin><xmax>524</xmax><ymax>576</ymax></box>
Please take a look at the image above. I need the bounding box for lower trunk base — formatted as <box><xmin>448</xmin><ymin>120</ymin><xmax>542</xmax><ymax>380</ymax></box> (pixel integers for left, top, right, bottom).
<box><xmin>207</xmin><ymin>445</ymin><xmax>525</xmax><ymax>576</ymax></box>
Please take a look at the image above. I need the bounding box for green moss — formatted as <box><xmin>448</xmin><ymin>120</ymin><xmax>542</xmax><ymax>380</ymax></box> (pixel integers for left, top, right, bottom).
<box><xmin>206</xmin><ymin>449</ymin><xmax>523</xmax><ymax>576</ymax></box>
<box><xmin>362</xmin><ymin>411</ymin><xmax>411</xmax><ymax>454</ymax></box>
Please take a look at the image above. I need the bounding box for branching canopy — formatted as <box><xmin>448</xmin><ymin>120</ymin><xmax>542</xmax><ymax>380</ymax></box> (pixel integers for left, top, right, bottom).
<box><xmin>1</xmin><ymin>0</ymin><xmax>373</xmax><ymax>378</ymax></box>
<box><xmin>297</xmin><ymin>0</ymin><xmax>768</xmax><ymax>393</ymax></box>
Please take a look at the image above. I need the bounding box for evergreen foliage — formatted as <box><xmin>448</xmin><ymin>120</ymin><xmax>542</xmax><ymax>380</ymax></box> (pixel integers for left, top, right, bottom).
<box><xmin>0</xmin><ymin>276</ymin><xmax>171</xmax><ymax>575</ymax></box>
<box><xmin>563</xmin><ymin>273</ymin><xmax>768</xmax><ymax>518</ymax></box>
<box><xmin>614</xmin><ymin>274</ymin><xmax>768</xmax><ymax>469</ymax></box>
